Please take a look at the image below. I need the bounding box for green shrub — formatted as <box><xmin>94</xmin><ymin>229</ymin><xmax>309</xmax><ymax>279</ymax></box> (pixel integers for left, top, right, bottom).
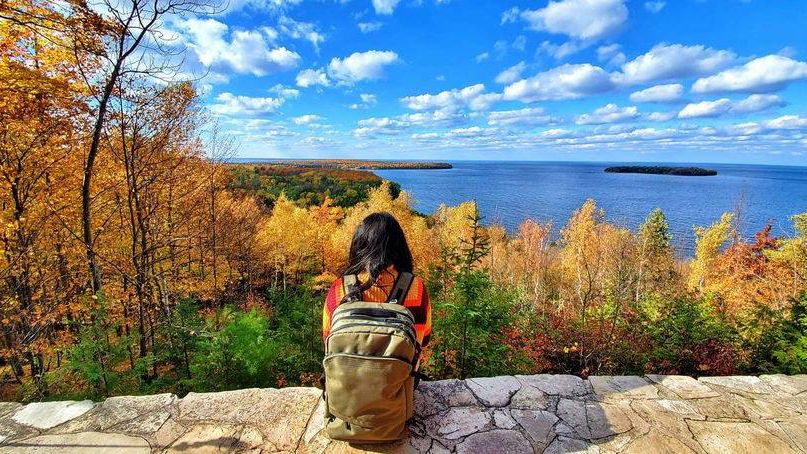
<box><xmin>426</xmin><ymin>270</ymin><xmax>527</xmax><ymax>379</ymax></box>
<box><xmin>189</xmin><ymin>308</ymin><xmax>281</xmax><ymax>391</ymax></box>
<box><xmin>67</xmin><ymin>295</ymin><xmax>141</xmax><ymax>398</ymax></box>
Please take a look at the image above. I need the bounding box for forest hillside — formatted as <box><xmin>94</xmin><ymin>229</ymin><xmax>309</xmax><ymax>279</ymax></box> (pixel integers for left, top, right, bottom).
<box><xmin>1</xmin><ymin>0</ymin><xmax>807</xmax><ymax>403</ymax></box>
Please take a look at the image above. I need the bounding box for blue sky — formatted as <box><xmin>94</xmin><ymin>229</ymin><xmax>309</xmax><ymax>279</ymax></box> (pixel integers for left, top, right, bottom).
<box><xmin>168</xmin><ymin>0</ymin><xmax>807</xmax><ymax>164</ymax></box>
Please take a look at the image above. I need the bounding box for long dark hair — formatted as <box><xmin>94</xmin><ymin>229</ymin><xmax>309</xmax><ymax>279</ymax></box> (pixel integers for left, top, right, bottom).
<box><xmin>342</xmin><ymin>212</ymin><xmax>414</xmax><ymax>302</ymax></box>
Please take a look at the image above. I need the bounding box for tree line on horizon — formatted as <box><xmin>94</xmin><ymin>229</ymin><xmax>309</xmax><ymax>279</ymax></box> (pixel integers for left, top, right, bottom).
<box><xmin>2</xmin><ymin>0</ymin><xmax>807</xmax><ymax>402</ymax></box>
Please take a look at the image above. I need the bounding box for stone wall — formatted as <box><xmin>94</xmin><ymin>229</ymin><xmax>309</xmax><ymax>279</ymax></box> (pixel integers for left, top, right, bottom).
<box><xmin>0</xmin><ymin>374</ymin><xmax>805</xmax><ymax>453</ymax></box>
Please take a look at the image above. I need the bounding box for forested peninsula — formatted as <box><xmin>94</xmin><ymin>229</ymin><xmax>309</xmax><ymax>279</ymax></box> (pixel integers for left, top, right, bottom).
<box><xmin>605</xmin><ymin>166</ymin><xmax>718</xmax><ymax>176</ymax></box>
<box><xmin>259</xmin><ymin>159</ymin><xmax>453</xmax><ymax>170</ymax></box>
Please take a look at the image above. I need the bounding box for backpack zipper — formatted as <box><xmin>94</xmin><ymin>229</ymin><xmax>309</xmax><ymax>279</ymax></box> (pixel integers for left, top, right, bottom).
<box><xmin>328</xmin><ymin>322</ymin><xmax>417</xmax><ymax>346</ymax></box>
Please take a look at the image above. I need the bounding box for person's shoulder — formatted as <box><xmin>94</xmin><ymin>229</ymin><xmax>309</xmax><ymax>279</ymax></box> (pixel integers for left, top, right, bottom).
<box><xmin>326</xmin><ymin>276</ymin><xmax>345</xmax><ymax>296</ymax></box>
<box><xmin>409</xmin><ymin>274</ymin><xmax>428</xmax><ymax>294</ymax></box>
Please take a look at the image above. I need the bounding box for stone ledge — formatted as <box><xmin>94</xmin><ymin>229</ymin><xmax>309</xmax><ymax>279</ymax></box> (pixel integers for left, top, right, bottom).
<box><xmin>0</xmin><ymin>374</ymin><xmax>805</xmax><ymax>453</ymax></box>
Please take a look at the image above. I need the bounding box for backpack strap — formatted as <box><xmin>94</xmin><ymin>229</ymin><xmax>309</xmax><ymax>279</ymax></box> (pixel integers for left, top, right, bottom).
<box><xmin>385</xmin><ymin>271</ymin><xmax>414</xmax><ymax>305</ymax></box>
<box><xmin>342</xmin><ymin>274</ymin><xmax>360</xmax><ymax>303</ymax></box>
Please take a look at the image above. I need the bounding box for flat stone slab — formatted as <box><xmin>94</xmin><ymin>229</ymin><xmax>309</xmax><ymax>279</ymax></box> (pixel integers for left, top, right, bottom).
<box><xmin>0</xmin><ymin>431</ymin><xmax>150</xmax><ymax>453</ymax></box>
<box><xmin>464</xmin><ymin>376</ymin><xmax>521</xmax><ymax>407</ymax></box>
<box><xmin>0</xmin><ymin>374</ymin><xmax>804</xmax><ymax>453</ymax></box>
<box><xmin>761</xmin><ymin>374</ymin><xmax>807</xmax><ymax>395</ymax></box>
<box><xmin>646</xmin><ymin>374</ymin><xmax>720</xmax><ymax>399</ymax></box>
<box><xmin>688</xmin><ymin>420</ymin><xmax>796</xmax><ymax>453</ymax></box>
<box><xmin>456</xmin><ymin>429</ymin><xmax>532</xmax><ymax>454</ymax></box>
<box><xmin>515</xmin><ymin>374</ymin><xmax>589</xmax><ymax>397</ymax></box>
<box><xmin>12</xmin><ymin>401</ymin><xmax>94</xmax><ymax>430</ymax></box>
<box><xmin>589</xmin><ymin>375</ymin><xmax>659</xmax><ymax>399</ymax></box>
<box><xmin>699</xmin><ymin>375</ymin><xmax>775</xmax><ymax>394</ymax></box>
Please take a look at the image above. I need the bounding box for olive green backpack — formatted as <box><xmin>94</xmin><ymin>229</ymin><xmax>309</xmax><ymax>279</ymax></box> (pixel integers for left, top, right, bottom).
<box><xmin>322</xmin><ymin>272</ymin><xmax>419</xmax><ymax>443</ymax></box>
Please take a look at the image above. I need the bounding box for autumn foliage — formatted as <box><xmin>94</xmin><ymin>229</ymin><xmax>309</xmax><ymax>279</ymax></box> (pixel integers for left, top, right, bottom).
<box><xmin>2</xmin><ymin>0</ymin><xmax>807</xmax><ymax>401</ymax></box>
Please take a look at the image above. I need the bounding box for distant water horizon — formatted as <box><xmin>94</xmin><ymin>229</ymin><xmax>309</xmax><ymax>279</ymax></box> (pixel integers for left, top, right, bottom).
<box><xmin>373</xmin><ymin>161</ymin><xmax>807</xmax><ymax>255</ymax></box>
<box><xmin>232</xmin><ymin>158</ymin><xmax>807</xmax><ymax>255</ymax></box>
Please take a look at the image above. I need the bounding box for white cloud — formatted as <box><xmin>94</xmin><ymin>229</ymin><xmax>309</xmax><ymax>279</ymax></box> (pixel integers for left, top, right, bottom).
<box><xmin>644</xmin><ymin>1</ymin><xmax>665</xmax><ymax>13</ymax></box>
<box><xmin>540</xmin><ymin>128</ymin><xmax>578</xmax><ymax>139</ymax></box>
<box><xmin>273</xmin><ymin>16</ymin><xmax>325</xmax><ymax>50</ymax></box>
<box><xmin>269</xmin><ymin>84</ymin><xmax>300</xmax><ymax>99</ymax></box>
<box><xmin>209</xmin><ymin>93</ymin><xmax>285</xmax><ymax>116</ymax></box>
<box><xmin>296</xmin><ymin>68</ymin><xmax>330</xmax><ymax>87</ymax></box>
<box><xmin>646</xmin><ymin>111</ymin><xmax>676</xmax><ymax>122</ymax></box>
<box><xmin>221</xmin><ymin>0</ymin><xmax>303</xmax><ymax>13</ymax></box>
<box><xmin>503</xmin><ymin>63</ymin><xmax>615</xmax><ymax>102</ymax></box>
<box><xmin>765</xmin><ymin>115</ymin><xmax>807</xmax><ymax>130</ymax></box>
<box><xmin>355</xmin><ymin>109</ymin><xmax>466</xmax><ymax>136</ymax></box>
<box><xmin>576</xmin><ymin>103</ymin><xmax>639</xmax><ymax>125</ymax></box>
<box><xmin>732</xmin><ymin>94</ymin><xmax>786</xmax><ymax>113</ymax></box>
<box><xmin>677</xmin><ymin>99</ymin><xmax>732</xmax><ymax>119</ymax></box>
<box><xmin>677</xmin><ymin>94</ymin><xmax>785</xmax><ymax>119</ymax></box>
<box><xmin>519</xmin><ymin>0</ymin><xmax>628</xmax><ymax>40</ymax></box>
<box><xmin>691</xmin><ymin>55</ymin><xmax>807</xmax><ymax>93</ymax></box>
<box><xmin>475</xmin><ymin>52</ymin><xmax>490</xmax><ymax>63</ymax></box>
<box><xmin>597</xmin><ymin>43</ymin><xmax>626</xmax><ymax>66</ymax></box>
<box><xmin>495</xmin><ymin>62</ymin><xmax>528</xmax><ymax>84</ymax></box>
<box><xmin>350</xmin><ymin>93</ymin><xmax>378</xmax><ymax>109</ymax></box>
<box><xmin>177</xmin><ymin>18</ymin><xmax>301</xmax><ymax>77</ymax></box>
<box><xmin>402</xmin><ymin>84</ymin><xmax>502</xmax><ymax>112</ymax></box>
<box><xmin>372</xmin><ymin>0</ymin><xmax>400</xmax><ymax>15</ymax></box>
<box><xmin>328</xmin><ymin>50</ymin><xmax>399</xmax><ymax>84</ymax></box>
<box><xmin>293</xmin><ymin>114</ymin><xmax>323</xmax><ymax>124</ymax></box>
<box><xmin>488</xmin><ymin>107</ymin><xmax>554</xmax><ymax>126</ymax></box>
<box><xmin>358</xmin><ymin>22</ymin><xmax>384</xmax><ymax>33</ymax></box>
<box><xmin>501</xmin><ymin>7</ymin><xmax>521</xmax><ymax>24</ymax></box>
<box><xmin>629</xmin><ymin>83</ymin><xmax>683</xmax><ymax>103</ymax></box>
<box><xmin>613</xmin><ymin>43</ymin><xmax>735</xmax><ymax>86</ymax></box>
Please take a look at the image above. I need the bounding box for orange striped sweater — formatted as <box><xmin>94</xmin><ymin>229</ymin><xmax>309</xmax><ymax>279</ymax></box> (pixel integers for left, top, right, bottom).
<box><xmin>322</xmin><ymin>267</ymin><xmax>432</xmax><ymax>347</ymax></box>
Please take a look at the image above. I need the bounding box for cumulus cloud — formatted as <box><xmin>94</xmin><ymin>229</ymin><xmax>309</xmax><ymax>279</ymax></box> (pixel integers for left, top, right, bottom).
<box><xmin>691</xmin><ymin>55</ymin><xmax>807</xmax><ymax>93</ymax></box>
<box><xmin>487</xmin><ymin>107</ymin><xmax>554</xmax><ymax>126</ymax></box>
<box><xmin>269</xmin><ymin>84</ymin><xmax>300</xmax><ymax>98</ymax></box>
<box><xmin>401</xmin><ymin>84</ymin><xmax>501</xmax><ymax>112</ymax></box>
<box><xmin>358</xmin><ymin>22</ymin><xmax>384</xmax><ymax>33</ymax></box>
<box><xmin>221</xmin><ymin>0</ymin><xmax>303</xmax><ymax>14</ymax></box>
<box><xmin>613</xmin><ymin>43</ymin><xmax>736</xmax><ymax>86</ymax></box>
<box><xmin>209</xmin><ymin>93</ymin><xmax>285</xmax><ymax>116</ymax></box>
<box><xmin>475</xmin><ymin>52</ymin><xmax>490</xmax><ymax>63</ymax></box>
<box><xmin>295</xmin><ymin>68</ymin><xmax>330</xmax><ymax>87</ymax></box>
<box><xmin>268</xmin><ymin>16</ymin><xmax>325</xmax><ymax>50</ymax></box>
<box><xmin>495</xmin><ymin>62</ymin><xmax>528</xmax><ymax>84</ymax></box>
<box><xmin>629</xmin><ymin>83</ymin><xmax>684</xmax><ymax>103</ymax></box>
<box><xmin>677</xmin><ymin>94</ymin><xmax>785</xmax><ymax>119</ymax></box>
<box><xmin>372</xmin><ymin>0</ymin><xmax>400</xmax><ymax>15</ymax></box>
<box><xmin>296</xmin><ymin>50</ymin><xmax>399</xmax><ymax>88</ymax></box>
<box><xmin>292</xmin><ymin>114</ymin><xmax>323</xmax><ymax>124</ymax></box>
<box><xmin>765</xmin><ymin>115</ymin><xmax>807</xmax><ymax>130</ymax></box>
<box><xmin>646</xmin><ymin>111</ymin><xmax>676</xmax><ymax>122</ymax></box>
<box><xmin>176</xmin><ymin>18</ymin><xmax>301</xmax><ymax>77</ymax></box>
<box><xmin>519</xmin><ymin>0</ymin><xmax>628</xmax><ymax>40</ymax></box>
<box><xmin>576</xmin><ymin>103</ymin><xmax>639</xmax><ymax>125</ymax></box>
<box><xmin>355</xmin><ymin>109</ymin><xmax>466</xmax><ymax>136</ymax></box>
<box><xmin>328</xmin><ymin>50</ymin><xmax>399</xmax><ymax>84</ymax></box>
<box><xmin>597</xmin><ymin>43</ymin><xmax>626</xmax><ymax>66</ymax></box>
<box><xmin>503</xmin><ymin>63</ymin><xmax>615</xmax><ymax>102</ymax></box>
<box><xmin>677</xmin><ymin>99</ymin><xmax>732</xmax><ymax>119</ymax></box>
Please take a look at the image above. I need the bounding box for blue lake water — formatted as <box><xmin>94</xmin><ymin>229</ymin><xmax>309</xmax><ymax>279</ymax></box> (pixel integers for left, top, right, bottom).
<box><xmin>375</xmin><ymin>161</ymin><xmax>807</xmax><ymax>254</ymax></box>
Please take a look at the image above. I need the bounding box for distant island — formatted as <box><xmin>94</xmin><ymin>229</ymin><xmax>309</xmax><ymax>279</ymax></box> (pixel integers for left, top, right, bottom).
<box><xmin>269</xmin><ymin>159</ymin><xmax>452</xmax><ymax>170</ymax></box>
<box><xmin>605</xmin><ymin>166</ymin><xmax>718</xmax><ymax>176</ymax></box>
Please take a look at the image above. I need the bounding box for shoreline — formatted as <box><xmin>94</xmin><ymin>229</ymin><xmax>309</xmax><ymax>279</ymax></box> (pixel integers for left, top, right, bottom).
<box><xmin>232</xmin><ymin>159</ymin><xmax>452</xmax><ymax>170</ymax></box>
